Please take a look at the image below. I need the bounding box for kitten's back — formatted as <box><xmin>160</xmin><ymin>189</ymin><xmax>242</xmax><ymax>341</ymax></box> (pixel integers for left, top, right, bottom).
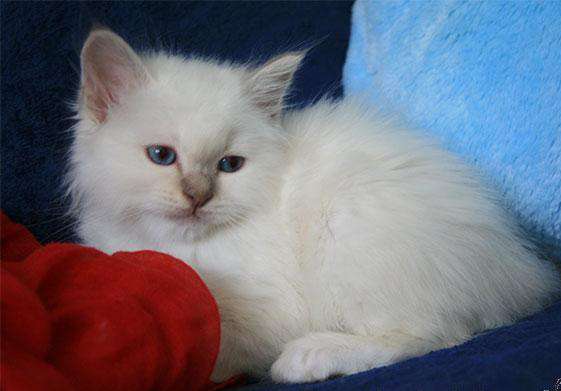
<box><xmin>281</xmin><ymin>99</ymin><xmax>559</xmax><ymax>340</ymax></box>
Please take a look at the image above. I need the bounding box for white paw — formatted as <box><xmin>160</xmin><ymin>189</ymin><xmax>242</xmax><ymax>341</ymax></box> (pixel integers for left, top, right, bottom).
<box><xmin>271</xmin><ymin>338</ymin><xmax>340</xmax><ymax>383</ymax></box>
<box><xmin>270</xmin><ymin>332</ymin><xmax>409</xmax><ymax>383</ymax></box>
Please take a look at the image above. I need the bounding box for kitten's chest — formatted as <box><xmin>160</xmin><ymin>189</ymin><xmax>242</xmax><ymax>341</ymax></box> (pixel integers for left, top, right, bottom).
<box><xmin>168</xmin><ymin>219</ymin><xmax>298</xmax><ymax>283</ymax></box>
<box><xmin>166</xmin><ymin>221</ymin><xmax>308</xmax><ymax>332</ymax></box>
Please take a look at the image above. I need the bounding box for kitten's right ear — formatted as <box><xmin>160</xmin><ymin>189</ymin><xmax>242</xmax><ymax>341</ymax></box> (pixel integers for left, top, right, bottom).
<box><xmin>80</xmin><ymin>28</ymin><xmax>150</xmax><ymax>123</ymax></box>
<box><xmin>247</xmin><ymin>51</ymin><xmax>305</xmax><ymax>120</ymax></box>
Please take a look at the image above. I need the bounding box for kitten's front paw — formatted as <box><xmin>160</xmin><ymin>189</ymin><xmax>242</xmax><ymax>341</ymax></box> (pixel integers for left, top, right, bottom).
<box><xmin>271</xmin><ymin>336</ymin><xmax>339</xmax><ymax>383</ymax></box>
<box><xmin>271</xmin><ymin>332</ymin><xmax>376</xmax><ymax>383</ymax></box>
<box><xmin>271</xmin><ymin>331</ymin><xmax>409</xmax><ymax>383</ymax></box>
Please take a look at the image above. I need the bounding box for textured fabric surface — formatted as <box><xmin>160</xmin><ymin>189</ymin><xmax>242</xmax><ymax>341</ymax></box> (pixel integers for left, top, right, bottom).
<box><xmin>1</xmin><ymin>212</ymin><xmax>223</xmax><ymax>391</ymax></box>
<box><xmin>0</xmin><ymin>1</ymin><xmax>352</xmax><ymax>243</ymax></box>
<box><xmin>343</xmin><ymin>0</ymin><xmax>561</xmax><ymax>257</ymax></box>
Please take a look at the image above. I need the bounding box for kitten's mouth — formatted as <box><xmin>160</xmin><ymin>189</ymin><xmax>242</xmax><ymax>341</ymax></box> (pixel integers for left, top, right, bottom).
<box><xmin>187</xmin><ymin>212</ymin><xmax>202</xmax><ymax>221</ymax></box>
<box><xmin>163</xmin><ymin>207</ymin><xmax>207</xmax><ymax>222</ymax></box>
<box><xmin>161</xmin><ymin>203</ymin><xmax>214</xmax><ymax>224</ymax></box>
<box><xmin>183</xmin><ymin>207</ymin><xmax>210</xmax><ymax>222</ymax></box>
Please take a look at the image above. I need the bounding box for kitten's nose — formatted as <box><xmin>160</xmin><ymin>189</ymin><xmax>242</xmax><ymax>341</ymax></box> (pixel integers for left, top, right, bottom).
<box><xmin>181</xmin><ymin>174</ymin><xmax>213</xmax><ymax>212</ymax></box>
<box><xmin>184</xmin><ymin>190</ymin><xmax>213</xmax><ymax>210</ymax></box>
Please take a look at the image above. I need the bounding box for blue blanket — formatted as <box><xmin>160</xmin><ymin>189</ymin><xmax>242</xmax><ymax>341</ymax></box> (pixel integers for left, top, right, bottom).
<box><xmin>344</xmin><ymin>0</ymin><xmax>561</xmax><ymax>258</ymax></box>
<box><xmin>2</xmin><ymin>2</ymin><xmax>560</xmax><ymax>391</ymax></box>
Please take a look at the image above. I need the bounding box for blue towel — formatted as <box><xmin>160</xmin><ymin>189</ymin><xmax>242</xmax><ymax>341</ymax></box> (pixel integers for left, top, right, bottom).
<box><xmin>343</xmin><ymin>0</ymin><xmax>561</xmax><ymax>257</ymax></box>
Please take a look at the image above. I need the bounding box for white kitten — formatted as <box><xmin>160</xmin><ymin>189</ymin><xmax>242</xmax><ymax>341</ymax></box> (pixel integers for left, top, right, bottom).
<box><xmin>67</xmin><ymin>29</ymin><xmax>559</xmax><ymax>383</ymax></box>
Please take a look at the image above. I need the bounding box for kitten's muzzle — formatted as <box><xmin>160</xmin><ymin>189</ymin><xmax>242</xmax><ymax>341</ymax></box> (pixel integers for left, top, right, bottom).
<box><xmin>181</xmin><ymin>174</ymin><xmax>214</xmax><ymax>214</ymax></box>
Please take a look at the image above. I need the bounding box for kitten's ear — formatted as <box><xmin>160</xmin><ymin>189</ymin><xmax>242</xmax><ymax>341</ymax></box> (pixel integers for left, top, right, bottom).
<box><xmin>247</xmin><ymin>51</ymin><xmax>305</xmax><ymax>120</ymax></box>
<box><xmin>80</xmin><ymin>28</ymin><xmax>150</xmax><ymax>123</ymax></box>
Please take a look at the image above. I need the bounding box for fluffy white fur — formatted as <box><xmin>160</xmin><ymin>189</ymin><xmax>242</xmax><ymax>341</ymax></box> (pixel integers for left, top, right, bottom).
<box><xmin>67</xmin><ymin>29</ymin><xmax>560</xmax><ymax>383</ymax></box>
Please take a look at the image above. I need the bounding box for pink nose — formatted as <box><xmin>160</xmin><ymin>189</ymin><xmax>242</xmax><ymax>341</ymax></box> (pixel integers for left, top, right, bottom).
<box><xmin>183</xmin><ymin>191</ymin><xmax>213</xmax><ymax>210</ymax></box>
<box><xmin>181</xmin><ymin>174</ymin><xmax>214</xmax><ymax>213</ymax></box>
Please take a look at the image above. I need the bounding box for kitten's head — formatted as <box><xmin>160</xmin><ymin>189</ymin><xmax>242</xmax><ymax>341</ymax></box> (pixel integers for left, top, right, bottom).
<box><xmin>68</xmin><ymin>28</ymin><xmax>304</xmax><ymax>241</ymax></box>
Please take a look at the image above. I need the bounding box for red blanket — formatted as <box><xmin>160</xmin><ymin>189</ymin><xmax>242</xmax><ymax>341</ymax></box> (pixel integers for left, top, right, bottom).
<box><xmin>0</xmin><ymin>213</ymin><xmax>240</xmax><ymax>391</ymax></box>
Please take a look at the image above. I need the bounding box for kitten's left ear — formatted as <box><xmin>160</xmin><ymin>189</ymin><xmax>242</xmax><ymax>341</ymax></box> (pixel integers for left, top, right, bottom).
<box><xmin>246</xmin><ymin>52</ymin><xmax>305</xmax><ymax>120</ymax></box>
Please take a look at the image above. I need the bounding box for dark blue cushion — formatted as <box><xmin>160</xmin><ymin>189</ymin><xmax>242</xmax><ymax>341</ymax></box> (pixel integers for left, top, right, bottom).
<box><xmin>242</xmin><ymin>300</ymin><xmax>561</xmax><ymax>391</ymax></box>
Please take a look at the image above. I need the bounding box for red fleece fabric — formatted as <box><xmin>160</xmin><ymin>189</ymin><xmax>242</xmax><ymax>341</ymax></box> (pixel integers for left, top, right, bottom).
<box><xmin>0</xmin><ymin>212</ymin><xmax>239</xmax><ymax>391</ymax></box>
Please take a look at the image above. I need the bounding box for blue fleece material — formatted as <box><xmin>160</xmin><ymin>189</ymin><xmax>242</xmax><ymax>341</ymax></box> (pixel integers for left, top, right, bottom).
<box><xmin>343</xmin><ymin>0</ymin><xmax>561</xmax><ymax>256</ymax></box>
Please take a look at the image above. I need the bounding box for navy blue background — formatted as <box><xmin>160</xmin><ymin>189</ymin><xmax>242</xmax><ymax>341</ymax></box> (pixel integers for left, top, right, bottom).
<box><xmin>1</xmin><ymin>1</ymin><xmax>352</xmax><ymax>243</ymax></box>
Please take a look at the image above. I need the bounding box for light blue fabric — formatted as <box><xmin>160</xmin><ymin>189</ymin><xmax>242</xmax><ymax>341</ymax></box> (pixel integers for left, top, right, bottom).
<box><xmin>343</xmin><ymin>0</ymin><xmax>561</xmax><ymax>256</ymax></box>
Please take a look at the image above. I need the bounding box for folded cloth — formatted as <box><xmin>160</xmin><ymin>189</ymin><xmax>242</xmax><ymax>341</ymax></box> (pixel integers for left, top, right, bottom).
<box><xmin>0</xmin><ymin>212</ymin><xmax>239</xmax><ymax>391</ymax></box>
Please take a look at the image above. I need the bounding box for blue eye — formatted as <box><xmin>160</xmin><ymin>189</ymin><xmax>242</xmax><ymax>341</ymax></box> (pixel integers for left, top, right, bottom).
<box><xmin>218</xmin><ymin>156</ymin><xmax>245</xmax><ymax>173</ymax></box>
<box><xmin>146</xmin><ymin>145</ymin><xmax>176</xmax><ymax>166</ymax></box>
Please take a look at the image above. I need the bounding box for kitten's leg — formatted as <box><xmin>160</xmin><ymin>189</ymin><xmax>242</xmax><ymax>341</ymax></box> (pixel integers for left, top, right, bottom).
<box><xmin>270</xmin><ymin>331</ymin><xmax>436</xmax><ymax>383</ymax></box>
